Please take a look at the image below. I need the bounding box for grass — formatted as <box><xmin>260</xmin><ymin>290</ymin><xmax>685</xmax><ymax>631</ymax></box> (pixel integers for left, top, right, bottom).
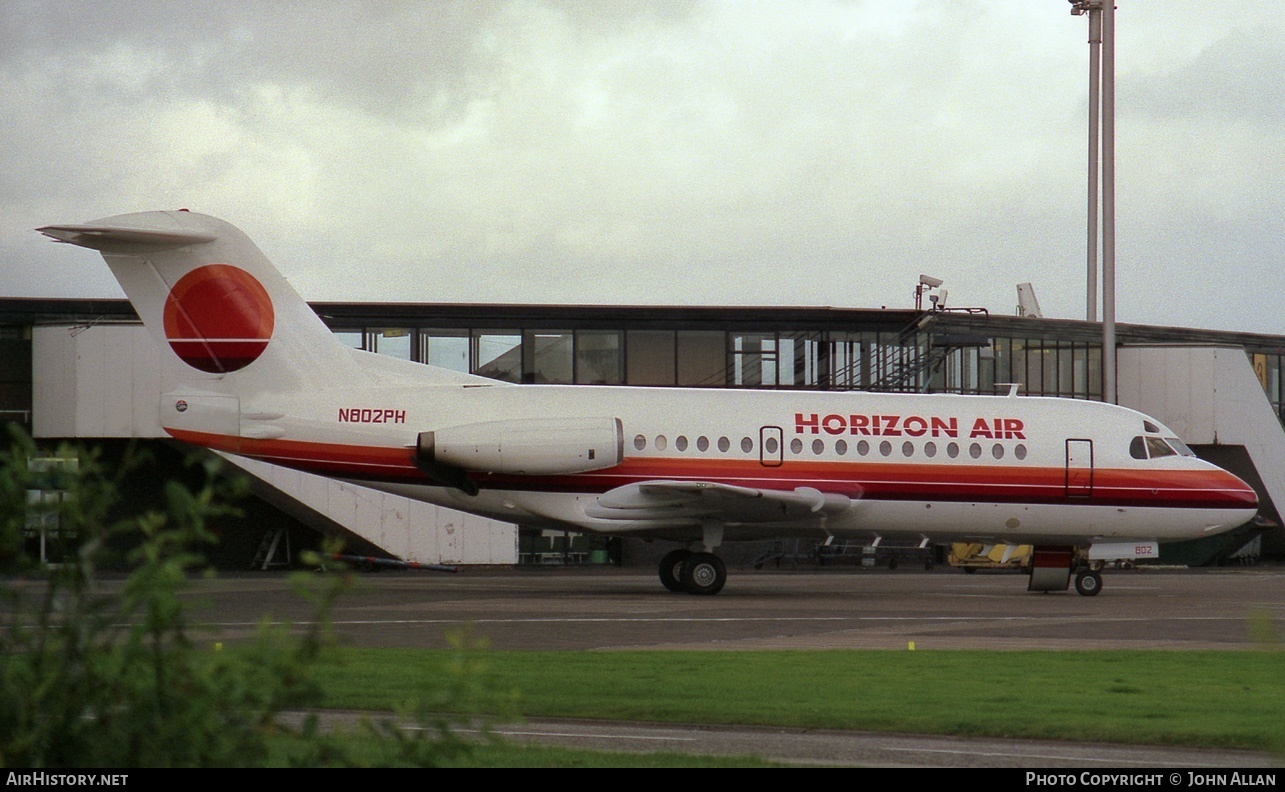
<box><xmin>309</xmin><ymin>648</ymin><xmax>1285</xmax><ymax>753</ymax></box>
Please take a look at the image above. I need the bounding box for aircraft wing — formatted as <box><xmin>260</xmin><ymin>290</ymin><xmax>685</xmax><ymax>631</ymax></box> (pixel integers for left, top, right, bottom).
<box><xmin>584</xmin><ymin>480</ymin><xmax>855</xmax><ymax>525</ymax></box>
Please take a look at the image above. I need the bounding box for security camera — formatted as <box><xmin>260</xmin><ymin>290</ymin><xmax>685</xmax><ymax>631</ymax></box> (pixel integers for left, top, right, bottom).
<box><xmin>919</xmin><ymin>274</ymin><xmax>943</xmax><ymax>288</ymax></box>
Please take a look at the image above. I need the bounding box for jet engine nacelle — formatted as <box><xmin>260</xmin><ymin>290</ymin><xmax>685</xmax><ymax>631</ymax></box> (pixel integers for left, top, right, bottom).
<box><xmin>418</xmin><ymin>416</ymin><xmax>623</xmax><ymax>475</ymax></box>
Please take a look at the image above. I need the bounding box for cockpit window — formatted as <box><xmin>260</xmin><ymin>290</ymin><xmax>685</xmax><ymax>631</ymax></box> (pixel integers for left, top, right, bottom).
<box><xmin>1129</xmin><ymin>436</ymin><xmax>1147</xmax><ymax>460</ymax></box>
<box><xmin>1166</xmin><ymin>437</ymin><xmax>1197</xmax><ymax>457</ymax></box>
<box><xmin>1146</xmin><ymin>436</ymin><xmax>1177</xmax><ymax>458</ymax></box>
<box><xmin>1143</xmin><ymin>420</ymin><xmax>1161</xmax><ymax>434</ymax></box>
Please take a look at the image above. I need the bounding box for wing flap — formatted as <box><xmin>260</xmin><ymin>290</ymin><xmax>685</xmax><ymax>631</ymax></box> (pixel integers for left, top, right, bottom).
<box><xmin>587</xmin><ymin>479</ymin><xmax>856</xmax><ymax>524</ymax></box>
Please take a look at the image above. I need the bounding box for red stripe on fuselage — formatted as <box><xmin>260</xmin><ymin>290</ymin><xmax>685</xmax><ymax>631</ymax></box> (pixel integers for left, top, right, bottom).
<box><xmin>162</xmin><ymin>429</ymin><xmax>1257</xmax><ymax>511</ymax></box>
<box><xmin>473</xmin><ymin>459</ymin><xmax>1256</xmax><ymax>510</ymax></box>
<box><xmin>165</xmin><ymin>428</ymin><xmax>423</xmax><ymax>479</ymax></box>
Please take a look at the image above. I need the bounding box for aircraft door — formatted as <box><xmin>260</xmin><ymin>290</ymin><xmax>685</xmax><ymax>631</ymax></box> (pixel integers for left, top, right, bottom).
<box><xmin>760</xmin><ymin>426</ymin><xmax>783</xmax><ymax>467</ymax></box>
<box><xmin>1065</xmin><ymin>439</ymin><xmax>1093</xmax><ymax>497</ymax></box>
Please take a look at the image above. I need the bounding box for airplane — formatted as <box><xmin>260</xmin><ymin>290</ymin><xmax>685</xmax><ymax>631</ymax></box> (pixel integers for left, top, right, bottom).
<box><xmin>38</xmin><ymin>210</ymin><xmax>1259</xmax><ymax>596</ymax></box>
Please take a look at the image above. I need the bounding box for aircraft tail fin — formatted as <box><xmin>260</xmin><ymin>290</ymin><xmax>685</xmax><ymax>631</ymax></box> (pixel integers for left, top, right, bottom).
<box><xmin>38</xmin><ymin>210</ymin><xmax>361</xmax><ymax>391</ymax></box>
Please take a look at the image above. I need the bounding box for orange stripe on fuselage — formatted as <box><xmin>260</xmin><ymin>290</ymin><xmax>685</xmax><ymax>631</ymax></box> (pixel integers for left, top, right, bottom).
<box><xmin>165</xmin><ymin>428</ymin><xmax>422</xmax><ymax>478</ymax></box>
<box><xmin>162</xmin><ymin>429</ymin><xmax>1257</xmax><ymax>510</ymax></box>
<box><xmin>475</xmin><ymin>458</ymin><xmax>1256</xmax><ymax>509</ymax></box>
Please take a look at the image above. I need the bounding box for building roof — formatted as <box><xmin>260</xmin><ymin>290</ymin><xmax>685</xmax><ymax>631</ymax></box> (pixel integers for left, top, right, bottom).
<box><xmin>2</xmin><ymin>297</ymin><xmax>1282</xmax><ymax>352</ymax></box>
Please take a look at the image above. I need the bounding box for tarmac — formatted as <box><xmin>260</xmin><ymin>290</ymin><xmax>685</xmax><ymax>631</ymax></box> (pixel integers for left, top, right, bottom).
<box><xmin>185</xmin><ymin>564</ymin><xmax>1285</xmax><ymax>767</ymax></box>
<box><xmin>182</xmin><ymin>564</ymin><xmax>1285</xmax><ymax>652</ymax></box>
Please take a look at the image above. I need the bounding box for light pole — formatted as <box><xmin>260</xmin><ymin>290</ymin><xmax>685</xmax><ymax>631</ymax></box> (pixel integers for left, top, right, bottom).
<box><xmin>1070</xmin><ymin>1</ymin><xmax>1101</xmax><ymax>324</ymax></box>
<box><xmin>1069</xmin><ymin>0</ymin><xmax>1116</xmax><ymax>404</ymax></box>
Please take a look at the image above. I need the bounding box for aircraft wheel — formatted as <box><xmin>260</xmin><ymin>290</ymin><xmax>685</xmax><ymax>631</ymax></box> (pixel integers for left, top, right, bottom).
<box><xmin>658</xmin><ymin>549</ymin><xmax>692</xmax><ymax>593</ymax></box>
<box><xmin>1075</xmin><ymin>570</ymin><xmax>1103</xmax><ymax>597</ymax></box>
<box><xmin>683</xmin><ymin>552</ymin><xmax>726</xmax><ymax>596</ymax></box>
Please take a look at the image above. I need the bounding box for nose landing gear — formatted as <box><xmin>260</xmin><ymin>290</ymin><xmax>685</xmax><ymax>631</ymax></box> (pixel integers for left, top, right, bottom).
<box><xmin>1074</xmin><ymin>568</ymin><xmax>1103</xmax><ymax>597</ymax></box>
<box><xmin>1029</xmin><ymin>546</ymin><xmax>1107</xmax><ymax>596</ymax></box>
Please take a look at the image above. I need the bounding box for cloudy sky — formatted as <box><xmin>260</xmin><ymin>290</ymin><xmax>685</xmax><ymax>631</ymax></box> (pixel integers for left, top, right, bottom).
<box><xmin>2</xmin><ymin>1</ymin><xmax>1280</xmax><ymax>334</ymax></box>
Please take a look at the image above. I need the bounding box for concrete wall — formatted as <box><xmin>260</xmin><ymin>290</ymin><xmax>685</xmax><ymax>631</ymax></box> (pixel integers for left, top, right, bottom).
<box><xmin>33</xmin><ymin>324</ymin><xmax>166</xmax><ymax>438</ymax></box>
<box><xmin>1118</xmin><ymin>345</ymin><xmax>1285</xmax><ymax>537</ymax></box>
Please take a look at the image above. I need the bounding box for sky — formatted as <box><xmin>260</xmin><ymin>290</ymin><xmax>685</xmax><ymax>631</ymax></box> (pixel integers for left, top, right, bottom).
<box><xmin>1</xmin><ymin>1</ymin><xmax>1280</xmax><ymax>334</ymax></box>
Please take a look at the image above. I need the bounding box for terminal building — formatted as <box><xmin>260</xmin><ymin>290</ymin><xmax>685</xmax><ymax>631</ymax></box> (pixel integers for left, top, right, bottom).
<box><xmin>2</xmin><ymin>291</ymin><xmax>1282</xmax><ymax>569</ymax></box>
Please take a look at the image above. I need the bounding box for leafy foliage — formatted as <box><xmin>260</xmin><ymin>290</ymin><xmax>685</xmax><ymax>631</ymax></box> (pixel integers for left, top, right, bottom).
<box><xmin>0</xmin><ymin>427</ymin><xmax>492</xmax><ymax>767</ymax></box>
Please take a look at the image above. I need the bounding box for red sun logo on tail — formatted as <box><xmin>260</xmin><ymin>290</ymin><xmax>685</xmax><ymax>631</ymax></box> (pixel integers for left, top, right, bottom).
<box><xmin>163</xmin><ymin>264</ymin><xmax>274</xmax><ymax>373</ymax></box>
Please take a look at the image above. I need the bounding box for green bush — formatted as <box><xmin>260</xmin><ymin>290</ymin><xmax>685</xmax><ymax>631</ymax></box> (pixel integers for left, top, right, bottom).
<box><xmin>0</xmin><ymin>427</ymin><xmax>491</xmax><ymax>767</ymax></box>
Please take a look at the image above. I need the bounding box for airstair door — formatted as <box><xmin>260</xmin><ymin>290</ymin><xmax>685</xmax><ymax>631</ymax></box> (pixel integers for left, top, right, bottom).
<box><xmin>1065</xmin><ymin>439</ymin><xmax>1094</xmax><ymax>497</ymax></box>
<box><xmin>760</xmin><ymin>426</ymin><xmax>783</xmax><ymax>467</ymax></box>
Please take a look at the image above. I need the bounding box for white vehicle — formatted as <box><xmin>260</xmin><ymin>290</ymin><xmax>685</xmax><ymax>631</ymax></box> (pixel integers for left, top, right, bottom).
<box><xmin>39</xmin><ymin>211</ymin><xmax>1259</xmax><ymax>596</ymax></box>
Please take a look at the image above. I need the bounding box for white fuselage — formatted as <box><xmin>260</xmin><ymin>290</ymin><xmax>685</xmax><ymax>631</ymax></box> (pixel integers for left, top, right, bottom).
<box><xmin>163</xmin><ymin>364</ymin><xmax>1259</xmax><ymax>548</ymax></box>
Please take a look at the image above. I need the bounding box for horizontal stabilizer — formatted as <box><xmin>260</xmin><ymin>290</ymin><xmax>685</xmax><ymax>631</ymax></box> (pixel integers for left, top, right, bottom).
<box><xmin>37</xmin><ymin>224</ymin><xmax>217</xmax><ymax>251</ymax></box>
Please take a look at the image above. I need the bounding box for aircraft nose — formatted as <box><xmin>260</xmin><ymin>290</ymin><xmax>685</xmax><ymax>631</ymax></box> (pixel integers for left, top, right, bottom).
<box><xmin>1191</xmin><ymin>468</ymin><xmax>1260</xmax><ymax>539</ymax></box>
<box><xmin>1224</xmin><ymin>473</ymin><xmax>1260</xmax><ymax>535</ymax></box>
<box><xmin>1195</xmin><ymin>457</ymin><xmax>1259</xmax><ymax>510</ymax></box>
<box><xmin>1225</xmin><ymin>470</ymin><xmax>1259</xmax><ymax>509</ymax></box>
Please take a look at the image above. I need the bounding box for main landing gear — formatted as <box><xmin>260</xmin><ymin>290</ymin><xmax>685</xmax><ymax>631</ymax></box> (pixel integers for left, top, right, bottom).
<box><xmin>658</xmin><ymin>548</ymin><xmax>727</xmax><ymax>596</ymax></box>
<box><xmin>660</xmin><ymin>521</ymin><xmax>728</xmax><ymax>595</ymax></box>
